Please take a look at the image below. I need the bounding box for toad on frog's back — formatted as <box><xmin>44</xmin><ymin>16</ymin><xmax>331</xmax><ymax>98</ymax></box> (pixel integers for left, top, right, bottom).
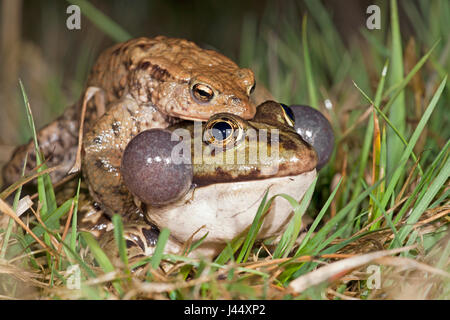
<box><xmin>88</xmin><ymin>36</ymin><xmax>256</xmax><ymax>120</ymax></box>
<box><xmin>2</xmin><ymin>36</ymin><xmax>256</xmax><ymax>187</ymax></box>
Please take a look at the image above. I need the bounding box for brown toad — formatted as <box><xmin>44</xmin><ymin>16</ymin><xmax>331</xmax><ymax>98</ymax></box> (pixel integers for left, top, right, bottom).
<box><xmin>2</xmin><ymin>36</ymin><xmax>256</xmax><ymax>192</ymax></box>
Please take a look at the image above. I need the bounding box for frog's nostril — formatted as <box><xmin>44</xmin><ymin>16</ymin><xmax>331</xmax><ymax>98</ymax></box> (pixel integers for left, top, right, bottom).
<box><xmin>126</xmin><ymin>240</ymin><xmax>135</xmax><ymax>249</ymax></box>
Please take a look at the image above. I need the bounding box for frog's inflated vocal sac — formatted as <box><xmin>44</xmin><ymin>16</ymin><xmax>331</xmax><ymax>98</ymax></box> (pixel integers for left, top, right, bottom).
<box><xmin>2</xmin><ymin>36</ymin><xmax>256</xmax><ymax>187</ymax></box>
<box><xmin>94</xmin><ymin>101</ymin><xmax>318</xmax><ymax>260</ymax></box>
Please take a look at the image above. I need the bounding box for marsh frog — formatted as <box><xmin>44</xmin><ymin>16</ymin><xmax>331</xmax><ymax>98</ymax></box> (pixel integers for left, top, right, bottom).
<box><xmin>83</xmin><ymin>101</ymin><xmax>318</xmax><ymax>260</ymax></box>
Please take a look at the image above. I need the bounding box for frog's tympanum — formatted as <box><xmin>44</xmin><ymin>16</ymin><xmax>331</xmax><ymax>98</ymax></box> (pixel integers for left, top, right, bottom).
<box><xmin>2</xmin><ymin>36</ymin><xmax>256</xmax><ymax>187</ymax></box>
<box><xmin>289</xmin><ymin>105</ymin><xmax>334</xmax><ymax>170</ymax></box>
<box><xmin>97</xmin><ymin>101</ymin><xmax>318</xmax><ymax>260</ymax></box>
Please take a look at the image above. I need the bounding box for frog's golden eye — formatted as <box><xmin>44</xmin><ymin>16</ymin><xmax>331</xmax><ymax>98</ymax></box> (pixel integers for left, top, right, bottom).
<box><xmin>192</xmin><ymin>83</ymin><xmax>214</xmax><ymax>103</ymax></box>
<box><xmin>280</xmin><ymin>103</ymin><xmax>295</xmax><ymax>127</ymax></box>
<box><xmin>204</xmin><ymin>117</ymin><xmax>243</xmax><ymax>148</ymax></box>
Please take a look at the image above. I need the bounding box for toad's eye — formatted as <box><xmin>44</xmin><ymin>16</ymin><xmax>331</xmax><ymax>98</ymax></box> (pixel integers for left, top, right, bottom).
<box><xmin>248</xmin><ymin>82</ymin><xmax>256</xmax><ymax>95</ymax></box>
<box><xmin>204</xmin><ymin>116</ymin><xmax>243</xmax><ymax>148</ymax></box>
<box><xmin>192</xmin><ymin>83</ymin><xmax>214</xmax><ymax>103</ymax></box>
<box><xmin>280</xmin><ymin>103</ymin><xmax>295</xmax><ymax>127</ymax></box>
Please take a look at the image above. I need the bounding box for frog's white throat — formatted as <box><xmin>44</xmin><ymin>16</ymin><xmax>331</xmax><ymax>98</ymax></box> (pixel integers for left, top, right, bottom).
<box><xmin>143</xmin><ymin>169</ymin><xmax>317</xmax><ymax>256</ymax></box>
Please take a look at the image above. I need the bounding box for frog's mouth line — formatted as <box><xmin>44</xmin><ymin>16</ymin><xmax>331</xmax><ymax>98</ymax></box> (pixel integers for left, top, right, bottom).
<box><xmin>192</xmin><ymin>163</ymin><xmax>314</xmax><ymax>187</ymax></box>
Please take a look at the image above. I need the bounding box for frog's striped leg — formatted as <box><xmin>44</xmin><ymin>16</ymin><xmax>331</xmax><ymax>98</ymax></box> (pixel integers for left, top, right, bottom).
<box><xmin>99</xmin><ymin>223</ymin><xmax>162</xmax><ymax>267</ymax></box>
<box><xmin>77</xmin><ymin>194</ymin><xmax>222</xmax><ymax>265</ymax></box>
<box><xmin>100</xmin><ymin>221</ymin><xmax>228</xmax><ymax>267</ymax></box>
<box><xmin>99</xmin><ymin>222</ymin><xmax>221</xmax><ymax>267</ymax></box>
<box><xmin>76</xmin><ymin>193</ymin><xmax>163</xmax><ymax>267</ymax></box>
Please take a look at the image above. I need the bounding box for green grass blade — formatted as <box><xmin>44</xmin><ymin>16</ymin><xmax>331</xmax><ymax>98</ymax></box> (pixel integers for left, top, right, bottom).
<box><xmin>302</xmin><ymin>15</ymin><xmax>318</xmax><ymax>109</ymax></box>
<box><xmin>18</xmin><ymin>80</ymin><xmax>57</xmax><ymax>221</ymax></box>
<box><xmin>369</xmin><ymin>123</ymin><xmax>388</xmax><ymax>229</ymax></box>
<box><xmin>0</xmin><ymin>157</ymin><xmax>27</xmax><ymax>259</ymax></box>
<box><xmin>361</xmin><ymin>179</ymin><xmax>400</xmax><ymax>246</ymax></box>
<box><xmin>150</xmin><ymin>228</ymin><xmax>170</xmax><ymax>270</ymax></box>
<box><xmin>111</xmin><ymin>214</ymin><xmax>129</xmax><ymax>272</ymax></box>
<box><xmin>70</xmin><ymin>179</ymin><xmax>81</xmax><ymax>252</ymax></box>
<box><xmin>353</xmin><ymin>81</ymin><xmax>423</xmax><ymax>175</ymax></box>
<box><xmin>214</xmin><ymin>237</ymin><xmax>245</xmax><ymax>266</ymax></box>
<box><xmin>393</xmin><ymin>139</ymin><xmax>448</xmax><ymax>224</ymax></box>
<box><xmin>381</xmin><ymin>76</ymin><xmax>447</xmax><ymax>214</ymax></box>
<box><xmin>374</xmin><ymin>61</ymin><xmax>389</xmax><ymax>106</ymax></box>
<box><xmin>23</xmin><ymin>199</ymin><xmax>74</xmax><ymax>246</ymax></box>
<box><xmin>18</xmin><ymin>79</ymin><xmax>47</xmax><ymax>217</ymax></box>
<box><xmin>279</xmin><ymin>213</ymin><xmax>369</xmax><ymax>283</ymax></box>
<box><xmin>295</xmin><ymin>177</ymin><xmax>343</xmax><ymax>256</ymax></box>
<box><xmin>272</xmin><ymin>177</ymin><xmax>317</xmax><ymax>258</ymax></box>
<box><xmin>346</xmin><ymin>60</ymin><xmax>389</xmax><ymax>230</ymax></box>
<box><xmin>298</xmin><ymin>179</ymin><xmax>384</xmax><ymax>255</ymax></box>
<box><xmin>18</xmin><ymin>80</ymin><xmax>39</xmax><ymax>167</ymax></box>
<box><xmin>186</xmin><ymin>232</ymin><xmax>209</xmax><ymax>255</ymax></box>
<box><xmin>393</xmin><ymin>153</ymin><xmax>450</xmax><ymax>247</ymax></box>
<box><xmin>313</xmin><ymin>211</ymin><xmax>368</xmax><ymax>256</ymax></box>
<box><xmin>81</xmin><ymin>231</ymin><xmax>123</xmax><ymax>295</ymax></box>
<box><xmin>387</xmin><ymin>0</ymin><xmax>406</xmax><ymax>178</ymax></box>
<box><xmin>383</xmin><ymin>39</ymin><xmax>440</xmax><ymax>113</ymax></box>
<box><xmin>236</xmin><ymin>190</ymin><xmax>272</xmax><ymax>264</ymax></box>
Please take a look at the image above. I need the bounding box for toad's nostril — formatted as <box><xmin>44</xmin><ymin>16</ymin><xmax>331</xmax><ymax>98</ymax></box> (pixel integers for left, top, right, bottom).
<box><xmin>231</xmin><ymin>96</ymin><xmax>241</xmax><ymax>105</ymax></box>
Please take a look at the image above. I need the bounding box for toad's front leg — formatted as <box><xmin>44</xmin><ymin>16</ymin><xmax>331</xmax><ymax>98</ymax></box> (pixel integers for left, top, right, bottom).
<box><xmin>82</xmin><ymin>96</ymin><xmax>172</xmax><ymax>218</ymax></box>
